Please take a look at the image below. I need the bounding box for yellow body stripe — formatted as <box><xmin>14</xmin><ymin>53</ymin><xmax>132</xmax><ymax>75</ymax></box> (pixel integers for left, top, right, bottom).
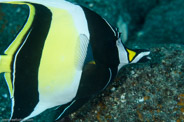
<box><xmin>5</xmin><ymin>2</ymin><xmax>35</xmax><ymax>55</ymax></box>
<box><xmin>0</xmin><ymin>55</ymin><xmax>13</xmax><ymax>97</ymax></box>
<box><xmin>0</xmin><ymin>55</ymin><xmax>12</xmax><ymax>73</ymax></box>
<box><xmin>0</xmin><ymin>2</ymin><xmax>35</xmax><ymax>98</ymax></box>
<box><xmin>38</xmin><ymin>7</ymin><xmax>79</xmax><ymax>96</ymax></box>
<box><xmin>4</xmin><ymin>73</ymin><xmax>13</xmax><ymax>98</ymax></box>
<box><xmin>127</xmin><ymin>49</ymin><xmax>136</xmax><ymax>62</ymax></box>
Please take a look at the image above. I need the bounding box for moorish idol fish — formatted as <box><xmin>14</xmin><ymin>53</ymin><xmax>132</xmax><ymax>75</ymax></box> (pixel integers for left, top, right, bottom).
<box><xmin>0</xmin><ymin>0</ymin><xmax>150</xmax><ymax>121</ymax></box>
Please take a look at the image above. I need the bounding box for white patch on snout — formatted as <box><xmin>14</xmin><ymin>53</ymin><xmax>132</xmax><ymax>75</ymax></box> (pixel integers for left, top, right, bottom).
<box><xmin>116</xmin><ymin>39</ymin><xmax>128</xmax><ymax>71</ymax></box>
<box><xmin>131</xmin><ymin>51</ymin><xmax>150</xmax><ymax>63</ymax></box>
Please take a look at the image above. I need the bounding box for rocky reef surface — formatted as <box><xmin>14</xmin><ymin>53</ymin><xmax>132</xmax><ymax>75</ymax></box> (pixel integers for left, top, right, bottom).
<box><xmin>0</xmin><ymin>0</ymin><xmax>184</xmax><ymax>121</ymax></box>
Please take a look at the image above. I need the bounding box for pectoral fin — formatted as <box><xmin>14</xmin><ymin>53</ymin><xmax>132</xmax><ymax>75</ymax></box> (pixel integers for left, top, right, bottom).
<box><xmin>76</xmin><ymin>34</ymin><xmax>89</xmax><ymax>70</ymax></box>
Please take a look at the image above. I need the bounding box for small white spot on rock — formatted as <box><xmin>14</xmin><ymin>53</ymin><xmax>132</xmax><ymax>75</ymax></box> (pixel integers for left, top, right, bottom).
<box><xmin>120</xmin><ymin>93</ymin><xmax>126</xmax><ymax>103</ymax></box>
<box><xmin>137</xmin><ymin>98</ymin><xmax>144</xmax><ymax>103</ymax></box>
<box><xmin>131</xmin><ymin>70</ymin><xmax>135</xmax><ymax>75</ymax></box>
<box><xmin>111</xmin><ymin>87</ymin><xmax>116</xmax><ymax>92</ymax></box>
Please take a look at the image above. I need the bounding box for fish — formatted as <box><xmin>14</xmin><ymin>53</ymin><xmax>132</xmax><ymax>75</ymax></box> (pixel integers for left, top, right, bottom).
<box><xmin>0</xmin><ymin>0</ymin><xmax>150</xmax><ymax>121</ymax></box>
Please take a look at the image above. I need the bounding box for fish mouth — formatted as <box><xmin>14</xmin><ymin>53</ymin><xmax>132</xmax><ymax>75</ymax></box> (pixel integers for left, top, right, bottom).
<box><xmin>137</xmin><ymin>51</ymin><xmax>151</xmax><ymax>63</ymax></box>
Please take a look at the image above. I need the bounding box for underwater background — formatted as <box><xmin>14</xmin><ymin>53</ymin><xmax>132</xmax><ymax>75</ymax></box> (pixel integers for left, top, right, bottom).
<box><xmin>0</xmin><ymin>0</ymin><xmax>184</xmax><ymax>121</ymax></box>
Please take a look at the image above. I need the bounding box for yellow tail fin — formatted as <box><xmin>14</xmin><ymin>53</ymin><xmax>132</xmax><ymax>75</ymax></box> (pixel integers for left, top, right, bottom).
<box><xmin>0</xmin><ymin>55</ymin><xmax>12</xmax><ymax>73</ymax></box>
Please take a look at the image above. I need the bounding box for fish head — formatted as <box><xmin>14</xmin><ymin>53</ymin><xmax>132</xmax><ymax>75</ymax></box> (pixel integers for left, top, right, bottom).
<box><xmin>116</xmin><ymin>38</ymin><xmax>150</xmax><ymax>71</ymax></box>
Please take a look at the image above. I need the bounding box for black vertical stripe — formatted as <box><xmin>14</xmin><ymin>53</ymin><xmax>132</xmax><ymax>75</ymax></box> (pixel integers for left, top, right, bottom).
<box><xmin>80</xmin><ymin>6</ymin><xmax>119</xmax><ymax>79</ymax></box>
<box><xmin>75</xmin><ymin>6</ymin><xmax>120</xmax><ymax>107</ymax></box>
<box><xmin>12</xmin><ymin>3</ymin><xmax>52</xmax><ymax>119</ymax></box>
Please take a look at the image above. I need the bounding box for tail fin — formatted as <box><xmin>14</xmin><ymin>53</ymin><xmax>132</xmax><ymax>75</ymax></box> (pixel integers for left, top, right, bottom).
<box><xmin>0</xmin><ymin>55</ymin><xmax>14</xmax><ymax>98</ymax></box>
<box><xmin>0</xmin><ymin>55</ymin><xmax>12</xmax><ymax>73</ymax></box>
